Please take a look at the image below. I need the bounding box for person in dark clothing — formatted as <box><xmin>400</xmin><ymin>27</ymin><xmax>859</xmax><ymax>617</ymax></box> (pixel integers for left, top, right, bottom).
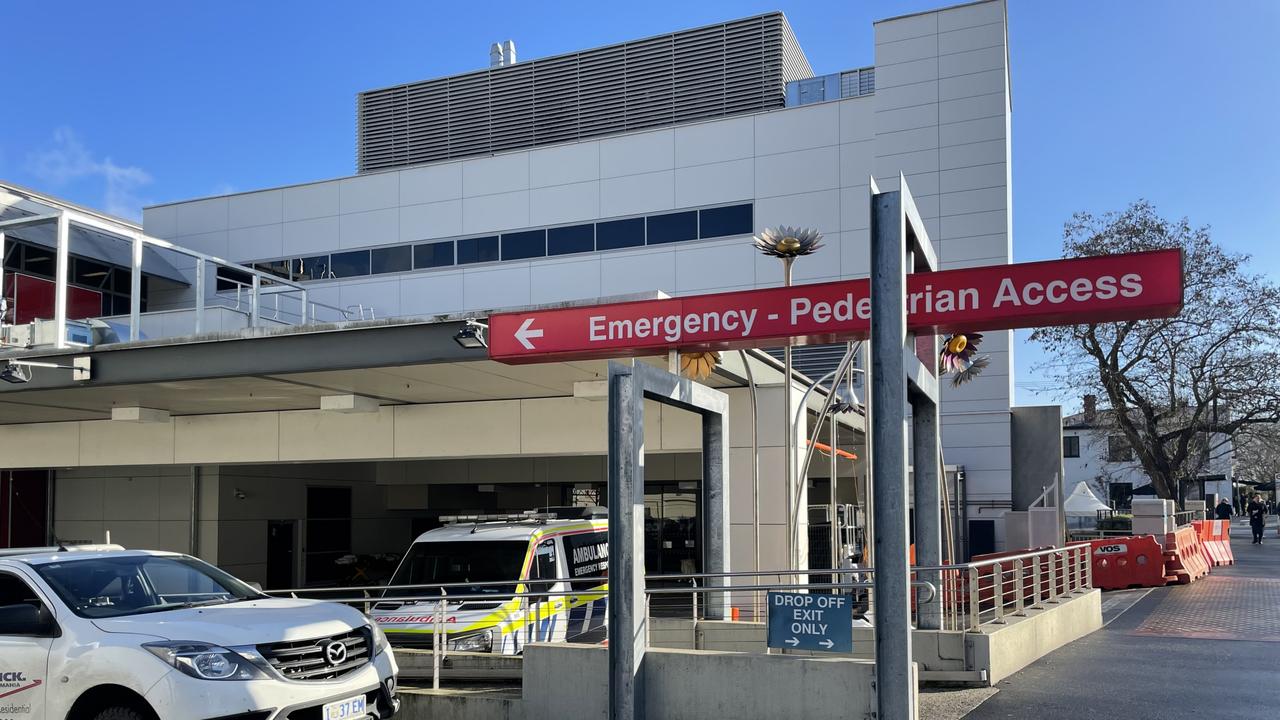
<box><xmin>1215</xmin><ymin>499</ymin><xmax>1234</xmax><ymax>520</ymax></box>
<box><xmin>1248</xmin><ymin>495</ymin><xmax>1267</xmax><ymax>544</ymax></box>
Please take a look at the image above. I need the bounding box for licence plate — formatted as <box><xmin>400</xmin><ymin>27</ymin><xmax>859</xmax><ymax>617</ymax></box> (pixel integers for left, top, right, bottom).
<box><xmin>322</xmin><ymin>694</ymin><xmax>367</xmax><ymax>720</ymax></box>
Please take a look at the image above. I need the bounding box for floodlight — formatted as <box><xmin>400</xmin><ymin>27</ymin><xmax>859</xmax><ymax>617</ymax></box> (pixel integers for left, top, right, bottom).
<box><xmin>453</xmin><ymin>319</ymin><xmax>488</xmax><ymax>349</ymax></box>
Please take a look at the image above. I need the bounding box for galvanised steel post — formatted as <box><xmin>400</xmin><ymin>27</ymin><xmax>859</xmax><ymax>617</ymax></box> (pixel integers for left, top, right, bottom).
<box><xmin>869</xmin><ymin>180</ymin><xmax>913</xmax><ymax>720</ymax></box>
<box><xmin>608</xmin><ymin>363</ymin><xmax>645</xmax><ymax>720</ymax></box>
<box><xmin>912</xmin><ymin>396</ymin><xmax>942</xmax><ymax>630</ymax></box>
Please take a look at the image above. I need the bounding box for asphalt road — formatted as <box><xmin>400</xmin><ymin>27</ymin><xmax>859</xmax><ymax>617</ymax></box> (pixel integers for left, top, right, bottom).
<box><xmin>964</xmin><ymin>519</ymin><xmax>1280</xmax><ymax>720</ymax></box>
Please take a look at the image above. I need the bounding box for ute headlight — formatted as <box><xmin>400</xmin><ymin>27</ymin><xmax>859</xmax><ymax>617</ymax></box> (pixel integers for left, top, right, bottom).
<box><xmin>447</xmin><ymin>629</ymin><xmax>494</xmax><ymax>653</ymax></box>
<box><xmin>143</xmin><ymin>642</ymin><xmax>268</xmax><ymax>681</ymax></box>
<box><xmin>371</xmin><ymin>623</ymin><xmax>391</xmax><ymax>657</ymax></box>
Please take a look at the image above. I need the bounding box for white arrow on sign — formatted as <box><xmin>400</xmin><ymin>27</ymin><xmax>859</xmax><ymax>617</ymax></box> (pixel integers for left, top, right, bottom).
<box><xmin>785</xmin><ymin>637</ymin><xmax>800</xmax><ymax>647</ymax></box>
<box><xmin>819</xmin><ymin>639</ymin><xmax>834</xmax><ymax>649</ymax></box>
<box><xmin>514</xmin><ymin>318</ymin><xmax>544</xmax><ymax>350</ymax></box>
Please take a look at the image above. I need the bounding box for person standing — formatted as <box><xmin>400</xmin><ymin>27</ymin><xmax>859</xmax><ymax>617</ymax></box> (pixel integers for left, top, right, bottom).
<box><xmin>1215</xmin><ymin>498</ymin><xmax>1234</xmax><ymax>520</ymax></box>
<box><xmin>1247</xmin><ymin>494</ymin><xmax>1267</xmax><ymax>544</ymax></box>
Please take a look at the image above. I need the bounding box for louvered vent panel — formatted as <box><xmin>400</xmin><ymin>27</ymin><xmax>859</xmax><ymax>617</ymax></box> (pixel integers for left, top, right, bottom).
<box><xmin>405</xmin><ymin>79</ymin><xmax>449</xmax><ymax>165</ymax></box>
<box><xmin>532</xmin><ymin>55</ymin><xmax>579</xmax><ymax>147</ymax></box>
<box><xmin>447</xmin><ymin>72</ymin><xmax>491</xmax><ymax>158</ymax></box>
<box><xmin>673</xmin><ymin>25</ymin><xmax>726</xmax><ymax>123</ymax></box>
<box><xmin>355</xmin><ymin>13</ymin><xmax>809</xmax><ymax>172</ymax></box>
<box><xmin>578</xmin><ymin>45</ymin><xmax>627</xmax><ymax>139</ymax></box>
<box><xmin>357</xmin><ymin>86</ymin><xmax>408</xmax><ymax>171</ymax></box>
<box><xmin>490</xmin><ymin>63</ymin><xmax>535</xmax><ymax>153</ymax></box>
<box><xmin>623</xmin><ymin>35</ymin><xmax>674</xmax><ymax>131</ymax></box>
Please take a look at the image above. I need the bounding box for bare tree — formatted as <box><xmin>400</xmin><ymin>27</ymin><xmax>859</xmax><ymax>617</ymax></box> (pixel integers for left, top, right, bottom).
<box><xmin>1032</xmin><ymin>201</ymin><xmax>1280</xmax><ymax>500</ymax></box>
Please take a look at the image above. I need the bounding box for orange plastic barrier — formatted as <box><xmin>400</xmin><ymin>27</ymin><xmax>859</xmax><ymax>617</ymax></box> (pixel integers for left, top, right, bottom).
<box><xmin>1162</xmin><ymin>526</ymin><xmax>1210</xmax><ymax>584</ymax></box>
<box><xmin>1071</xmin><ymin>536</ymin><xmax>1167</xmax><ymax>590</ymax></box>
<box><xmin>1191</xmin><ymin>519</ymin><xmax>1235</xmax><ymax>566</ymax></box>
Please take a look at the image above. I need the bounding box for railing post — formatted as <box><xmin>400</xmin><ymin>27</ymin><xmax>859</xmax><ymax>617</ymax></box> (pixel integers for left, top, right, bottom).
<box><xmin>967</xmin><ymin>566</ymin><xmax>980</xmax><ymax>631</ymax></box>
<box><xmin>1084</xmin><ymin>547</ymin><xmax>1093</xmax><ymax>590</ymax></box>
<box><xmin>432</xmin><ymin>597</ymin><xmax>444</xmax><ymax>691</ymax></box>
<box><xmin>300</xmin><ymin>289</ymin><xmax>309</xmax><ymax>324</ymax></box>
<box><xmin>1031</xmin><ymin>555</ymin><xmax>1043</xmax><ymax>609</ymax></box>
<box><xmin>1013</xmin><ymin>559</ymin><xmax>1024</xmax><ymax>615</ymax></box>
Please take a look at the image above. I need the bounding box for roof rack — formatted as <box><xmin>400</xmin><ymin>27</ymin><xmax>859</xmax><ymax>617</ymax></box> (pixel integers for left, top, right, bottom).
<box><xmin>0</xmin><ymin>543</ymin><xmax>125</xmax><ymax>558</ymax></box>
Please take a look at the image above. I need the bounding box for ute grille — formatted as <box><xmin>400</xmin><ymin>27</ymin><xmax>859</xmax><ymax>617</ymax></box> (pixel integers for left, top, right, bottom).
<box><xmin>258</xmin><ymin>627</ymin><xmax>371</xmax><ymax>681</ymax></box>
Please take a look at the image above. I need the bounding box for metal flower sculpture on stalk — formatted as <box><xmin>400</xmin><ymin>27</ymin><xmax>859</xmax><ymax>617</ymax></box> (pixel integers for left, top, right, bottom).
<box><xmin>752</xmin><ymin>225</ymin><xmax>823</xmax><ymax>571</ymax></box>
<box><xmin>679</xmin><ymin>351</ymin><xmax>721</xmax><ymax>381</ymax></box>
<box><xmin>938</xmin><ymin>332</ymin><xmax>989</xmax><ymax>387</ymax></box>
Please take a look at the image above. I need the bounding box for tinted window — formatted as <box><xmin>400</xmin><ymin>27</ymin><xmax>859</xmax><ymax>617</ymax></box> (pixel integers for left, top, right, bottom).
<box><xmin>596</xmin><ymin>218</ymin><xmax>645</xmax><ymax>251</ymax></box>
<box><xmin>216</xmin><ymin>267</ymin><xmax>253</xmax><ymax>292</ymax></box>
<box><xmin>371</xmin><ymin>245</ymin><xmax>413</xmax><ymax>274</ymax></box>
<box><xmin>297</xmin><ymin>255</ymin><xmax>331</xmax><ymax>280</ymax></box>
<box><xmin>387</xmin><ymin>541</ymin><xmax>528</xmax><ymax>597</ymax></box>
<box><xmin>699</xmin><ymin>204</ymin><xmax>753</xmax><ymax>239</ymax></box>
<box><xmin>73</xmin><ymin>258</ymin><xmax>112</xmax><ymax>288</ymax></box>
<box><xmin>1063</xmin><ymin>435</ymin><xmax>1080</xmax><ymax>458</ymax></box>
<box><xmin>563</xmin><ymin>531</ymin><xmax>609</xmax><ymax>591</ymax></box>
<box><xmin>34</xmin><ymin>555</ymin><xmax>259</xmax><ymax>618</ymax></box>
<box><xmin>414</xmin><ymin>241</ymin><xmax>454</xmax><ymax>269</ymax></box>
<box><xmin>646</xmin><ymin>211</ymin><xmax>698</xmax><ymax>245</ymax></box>
<box><xmin>501</xmin><ymin>229</ymin><xmax>547</xmax><ymax>261</ymax></box>
<box><xmin>253</xmin><ymin>260</ymin><xmax>292</xmax><ymax>283</ymax></box>
<box><xmin>548</xmin><ymin>225</ymin><xmax>595</xmax><ymax>255</ymax></box>
<box><xmin>330</xmin><ymin>250</ymin><xmax>370</xmax><ymax>278</ymax></box>
<box><xmin>457</xmin><ymin>236</ymin><xmax>499</xmax><ymax>265</ymax></box>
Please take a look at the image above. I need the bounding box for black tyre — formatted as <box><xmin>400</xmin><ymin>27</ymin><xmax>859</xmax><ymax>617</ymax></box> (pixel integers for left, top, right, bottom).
<box><xmin>91</xmin><ymin>706</ymin><xmax>149</xmax><ymax>720</ymax></box>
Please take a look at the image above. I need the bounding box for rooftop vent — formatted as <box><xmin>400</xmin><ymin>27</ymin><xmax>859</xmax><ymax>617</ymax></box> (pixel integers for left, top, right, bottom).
<box><xmin>490</xmin><ymin>39</ymin><xmax>517</xmax><ymax>68</ymax></box>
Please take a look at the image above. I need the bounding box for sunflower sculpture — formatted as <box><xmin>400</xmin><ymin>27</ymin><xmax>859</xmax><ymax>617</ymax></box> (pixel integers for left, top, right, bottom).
<box><xmin>679</xmin><ymin>351</ymin><xmax>721</xmax><ymax>381</ymax></box>
<box><xmin>752</xmin><ymin>226</ymin><xmax>824</xmax><ymax>259</ymax></box>
<box><xmin>938</xmin><ymin>332</ymin><xmax>989</xmax><ymax>387</ymax></box>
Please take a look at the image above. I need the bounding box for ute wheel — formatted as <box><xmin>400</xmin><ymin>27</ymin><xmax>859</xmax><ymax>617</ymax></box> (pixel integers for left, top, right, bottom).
<box><xmin>91</xmin><ymin>707</ymin><xmax>149</xmax><ymax>720</ymax></box>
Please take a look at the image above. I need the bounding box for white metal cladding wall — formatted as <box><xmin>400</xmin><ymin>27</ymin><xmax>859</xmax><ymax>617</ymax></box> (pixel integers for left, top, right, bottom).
<box><xmin>356</xmin><ymin>13</ymin><xmax>810</xmax><ymax>173</ymax></box>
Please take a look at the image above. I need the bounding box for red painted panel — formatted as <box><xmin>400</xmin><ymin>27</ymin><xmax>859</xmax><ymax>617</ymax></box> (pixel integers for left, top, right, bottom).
<box><xmin>489</xmin><ymin>249</ymin><xmax>1184</xmax><ymax>363</ymax></box>
<box><xmin>3</xmin><ymin>272</ymin><xmax>102</xmax><ymax>324</ymax></box>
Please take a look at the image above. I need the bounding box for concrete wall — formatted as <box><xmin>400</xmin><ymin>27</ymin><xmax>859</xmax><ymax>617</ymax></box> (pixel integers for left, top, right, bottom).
<box><xmin>522</xmin><ymin>643</ymin><xmax>895</xmax><ymax>720</ymax></box>
<box><xmin>54</xmin><ymin>465</ymin><xmax>196</xmax><ymax>552</ymax></box>
<box><xmin>970</xmin><ymin>588</ymin><xmax>1102</xmax><ymax>684</ymax></box>
<box><xmin>1010</xmin><ymin>405</ymin><xmax>1064</xmax><ymax>511</ymax></box>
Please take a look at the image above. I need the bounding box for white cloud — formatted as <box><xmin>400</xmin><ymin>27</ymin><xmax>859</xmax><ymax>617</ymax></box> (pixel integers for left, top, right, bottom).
<box><xmin>25</xmin><ymin>127</ymin><xmax>152</xmax><ymax>220</ymax></box>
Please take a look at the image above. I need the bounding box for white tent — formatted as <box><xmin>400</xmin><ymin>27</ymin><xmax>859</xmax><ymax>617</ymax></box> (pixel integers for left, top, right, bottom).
<box><xmin>1064</xmin><ymin>481</ymin><xmax>1111</xmax><ymax>517</ymax></box>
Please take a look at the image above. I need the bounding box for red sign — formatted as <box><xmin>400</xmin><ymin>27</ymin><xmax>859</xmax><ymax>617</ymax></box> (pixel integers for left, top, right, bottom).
<box><xmin>489</xmin><ymin>249</ymin><xmax>1183</xmax><ymax>363</ymax></box>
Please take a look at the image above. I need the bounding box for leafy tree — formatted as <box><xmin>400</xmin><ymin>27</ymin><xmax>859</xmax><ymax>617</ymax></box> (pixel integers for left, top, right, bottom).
<box><xmin>1031</xmin><ymin>201</ymin><xmax>1280</xmax><ymax>501</ymax></box>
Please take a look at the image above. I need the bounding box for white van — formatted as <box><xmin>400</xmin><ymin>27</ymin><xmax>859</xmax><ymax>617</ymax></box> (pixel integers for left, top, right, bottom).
<box><xmin>371</xmin><ymin>510</ymin><xmax>608</xmax><ymax>654</ymax></box>
<box><xmin>0</xmin><ymin>545</ymin><xmax>399</xmax><ymax>720</ymax></box>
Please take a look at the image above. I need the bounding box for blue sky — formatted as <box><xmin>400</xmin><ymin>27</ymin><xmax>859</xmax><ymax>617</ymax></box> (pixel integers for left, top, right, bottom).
<box><xmin>2</xmin><ymin>1</ymin><xmax>1277</xmax><ymax>408</ymax></box>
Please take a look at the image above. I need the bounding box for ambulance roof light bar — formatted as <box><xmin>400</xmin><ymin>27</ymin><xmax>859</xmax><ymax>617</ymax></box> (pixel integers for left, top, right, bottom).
<box><xmin>439</xmin><ymin>511</ymin><xmax>555</xmax><ymax>525</ymax></box>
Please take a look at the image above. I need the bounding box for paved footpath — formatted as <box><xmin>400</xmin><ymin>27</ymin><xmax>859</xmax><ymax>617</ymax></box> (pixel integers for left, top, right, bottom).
<box><xmin>964</xmin><ymin>519</ymin><xmax>1280</xmax><ymax>720</ymax></box>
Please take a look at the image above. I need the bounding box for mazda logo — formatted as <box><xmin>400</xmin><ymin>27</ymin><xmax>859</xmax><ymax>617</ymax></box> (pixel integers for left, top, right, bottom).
<box><xmin>324</xmin><ymin>641</ymin><xmax>348</xmax><ymax>666</ymax></box>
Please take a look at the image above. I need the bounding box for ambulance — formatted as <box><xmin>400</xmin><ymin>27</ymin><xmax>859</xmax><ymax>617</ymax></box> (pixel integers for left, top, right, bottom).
<box><xmin>370</xmin><ymin>508</ymin><xmax>609</xmax><ymax>654</ymax></box>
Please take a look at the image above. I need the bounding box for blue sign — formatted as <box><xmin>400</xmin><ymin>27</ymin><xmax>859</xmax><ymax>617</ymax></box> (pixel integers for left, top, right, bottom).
<box><xmin>766</xmin><ymin>591</ymin><xmax>853</xmax><ymax>653</ymax></box>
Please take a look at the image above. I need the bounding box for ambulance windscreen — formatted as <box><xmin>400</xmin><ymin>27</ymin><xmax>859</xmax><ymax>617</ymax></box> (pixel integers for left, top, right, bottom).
<box><xmin>387</xmin><ymin>540</ymin><xmax>528</xmax><ymax>598</ymax></box>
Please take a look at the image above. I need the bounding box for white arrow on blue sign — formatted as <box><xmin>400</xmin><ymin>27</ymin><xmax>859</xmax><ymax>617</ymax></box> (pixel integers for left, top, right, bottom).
<box><xmin>765</xmin><ymin>591</ymin><xmax>853</xmax><ymax>653</ymax></box>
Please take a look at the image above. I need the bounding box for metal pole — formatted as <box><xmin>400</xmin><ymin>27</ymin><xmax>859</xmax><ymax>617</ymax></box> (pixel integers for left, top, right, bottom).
<box><xmin>250</xmin><ymin>274</ymin><xmax>261</xmax><ymax>327</ymax></box>
<box><xmin>912</xmin><ymin>394</ymin><xmax>942</xmax><ymax>630</ymax></box>
<box><xmin>195</xmin><ymin>258</ymin><xmax>206</xmax><ymax>334</ymax></box>
<box><xmin>738</xmin><ymin>350</ymin><xmax>762</xmax><ymax>620</ymax></box>
<box><xmin>54</xmin><ymin>213</ymin><xmax>70</xmax><ymax>349</ymax></box>
<box><xmin>829</xmin><ymin>413</ymin><xmax>839</xmax><ymax>587</ymax></box>
<box><xmin>0</xmin><ymin>231</ymin><xmax>6</xmax><ymax>327</ymax></box>
<box><xmin>782</xmin><ymin>257</ymin><xmax>795</xmax><ymax>570</ymax></box>
<box><xmin>433</xmin><ymin>597</ymin><xmax>444</xmax><ymax>690</ymax></box>
<box><xmin>869</xmin><ymin>185</ymin><xmax>913</xmax><ymax>720</ymax></box>
<box><xmin>608</xmin><ymin>363</ymin><xmax>645</xmax><ymax>720</ymax></box>
<box><xmin>129</xmin><ymin>233</ymin><xmax>143</xmax><ymax>341</ymax></box>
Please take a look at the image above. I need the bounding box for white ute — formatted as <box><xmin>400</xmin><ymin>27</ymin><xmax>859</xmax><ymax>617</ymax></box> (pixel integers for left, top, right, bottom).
<box><xmin>0</xmin><ymin>545</ymin><xmax>399</xmax><ymax>720</ymax></box>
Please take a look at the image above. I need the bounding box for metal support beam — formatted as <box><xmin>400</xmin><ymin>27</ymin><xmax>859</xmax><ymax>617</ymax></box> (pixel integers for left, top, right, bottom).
<box><xmin>608</xmin><ymin>361</ymin><xmax>728</xmax><ymax>720</ymax></box>
<box><xmin>130</xmin><ymin>233</ymin><xmax>144</xmax><ymax>341</ymax></box>
<box><xmin>869</xmin><ymin>179</ymin><xmax>913</xmax><ymax>720</ymax></box>
<box><xmin>195</xmin><ymin>258</ymin><xmax>206</xmax><ymax>334</ymax></box>
<box><xmin>53</xmin><ymin>213</ymin><xmax>70</xmax><ymax>350</ymax></box>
